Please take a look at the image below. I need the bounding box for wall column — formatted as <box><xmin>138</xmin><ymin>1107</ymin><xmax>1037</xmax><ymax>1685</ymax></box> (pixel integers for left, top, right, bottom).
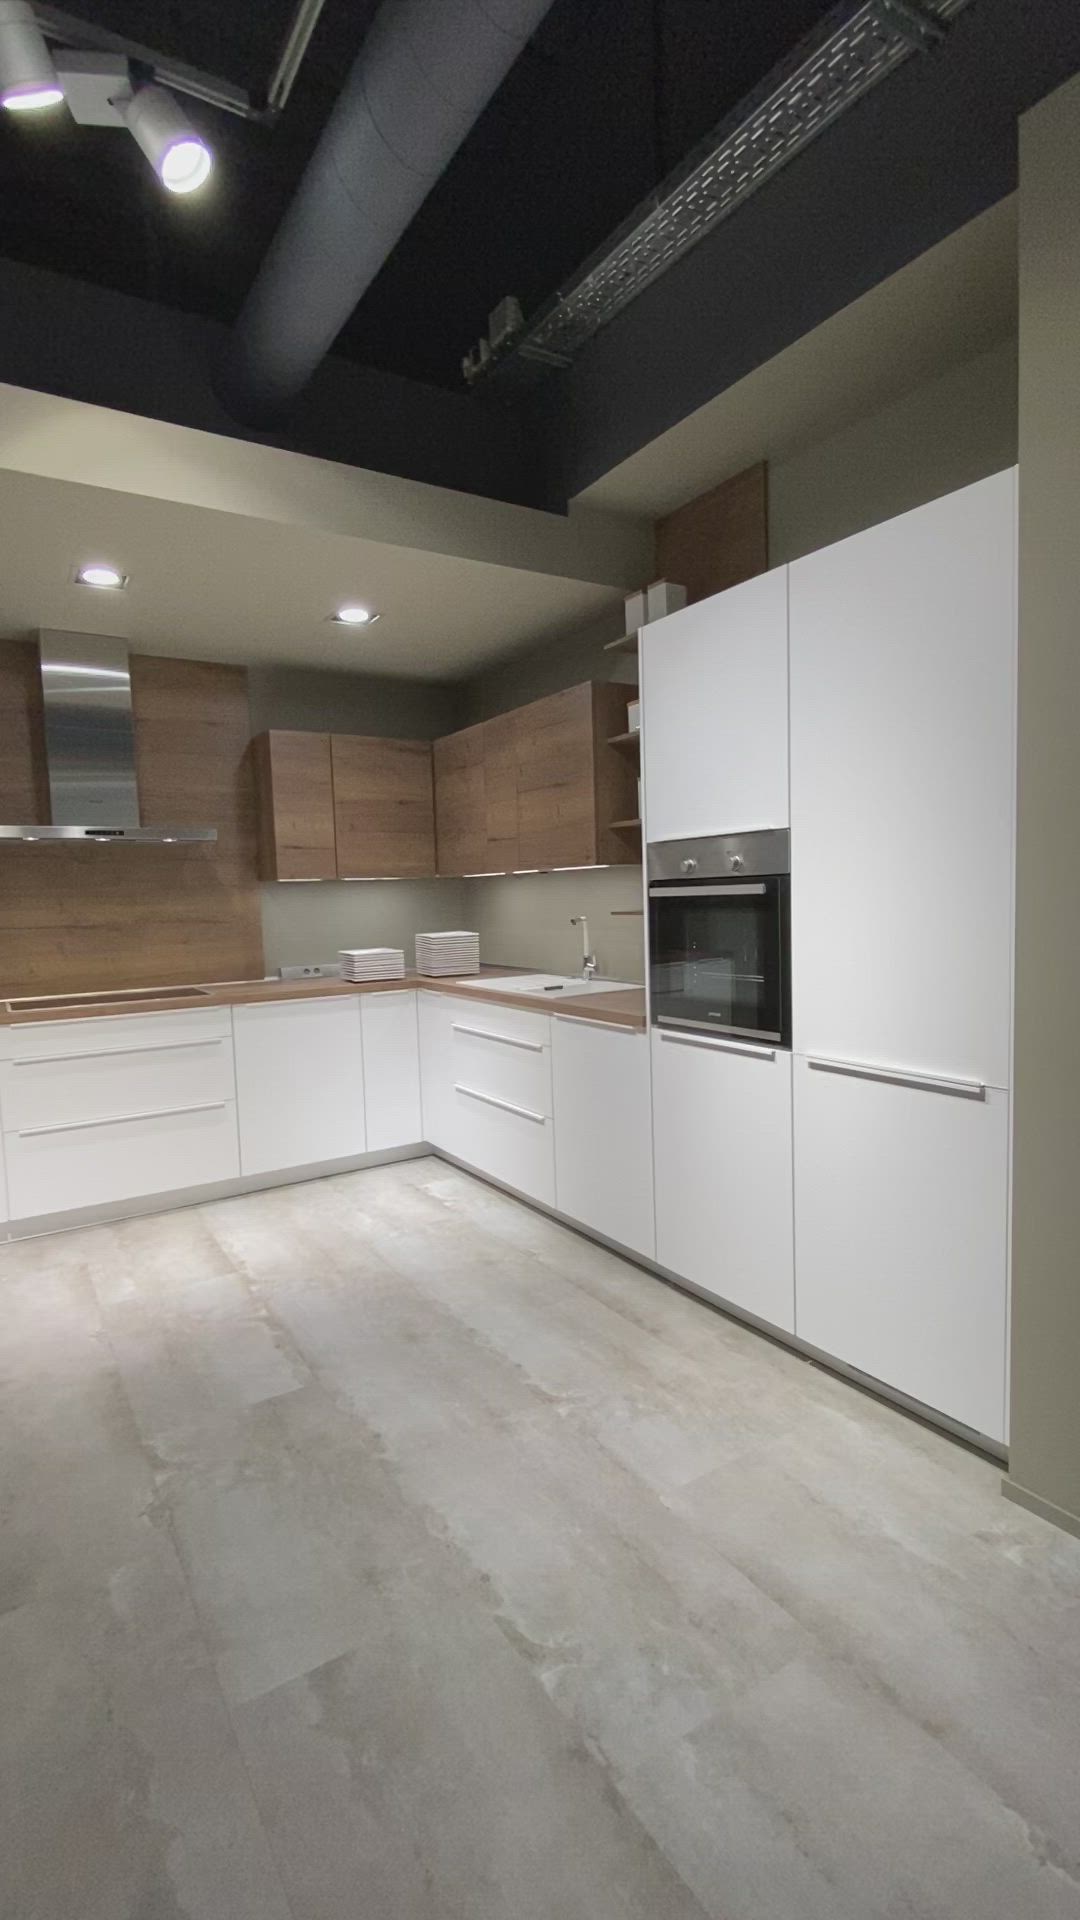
<box><xmin>1006</xmin><ymin>69</ymin><xmax>1080</xmax><ymax>1536</ymax></box>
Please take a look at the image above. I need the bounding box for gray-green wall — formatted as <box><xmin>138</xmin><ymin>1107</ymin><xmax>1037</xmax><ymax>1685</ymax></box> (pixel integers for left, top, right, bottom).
<box><xmin>1005</xmin><ymin>72</ymin><xmax>1080</xmax><ymax>1538</ymax></box>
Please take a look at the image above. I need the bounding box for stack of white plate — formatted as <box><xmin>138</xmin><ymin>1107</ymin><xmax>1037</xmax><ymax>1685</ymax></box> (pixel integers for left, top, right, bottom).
<box><xmin>339</xmin><ymin>948</ymin><xmax>405</xmax><ymax>982</ymax></box>
<box><xmin>415</xmin><ymin>930</ymin><xmax>480</xmax><ymax>977</ymax></box>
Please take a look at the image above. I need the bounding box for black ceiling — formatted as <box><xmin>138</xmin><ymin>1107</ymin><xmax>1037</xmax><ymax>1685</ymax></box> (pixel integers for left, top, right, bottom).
<box><xmin>0</xmin><ymin>0</ymin><xmax>839</xmax><ymax>391</ymax></box>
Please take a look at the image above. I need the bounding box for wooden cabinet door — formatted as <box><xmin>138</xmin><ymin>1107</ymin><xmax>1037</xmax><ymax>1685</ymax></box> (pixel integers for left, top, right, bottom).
<box><xmin>254</xmin><ymin>730</ymin><xmax>336</xmax><ymax>880</ymax></box>
<box><xmin>652</xmin><ymin>1028</ymin><xmax>795</xmax><ymax>1333</ymax></box>
<box><xmin>789</xmin><ymin>469</ymin><xmax>1016</xmax><ymax>1084</ymax></box>
<box><xmin>482</xmin><ymin>710</ymin><xmax>521</xmax><ymax>871</ymax></box>
<box><xmin>793</xmin><ymin>1055</ymin><xmax>1009</xmax><ymax>1441</ymax></box>
<box><xmin>515</xmin><ymin>685</ymin><xmax>596</xmax><ymax>869</ymax></box>
<box><xmin>641</xmin><ymin>567</ymin><xmax>789</xmax><ymax>843</ymax></box>
<box><xmin>331</xmin><ymin>735</ymin><xmax>436</xmax><ymax>878</ymax></box>
<box><xmin>433</xmin><ymin>724</ymin><xmax>487</xmax><ymax>875</ymax></box>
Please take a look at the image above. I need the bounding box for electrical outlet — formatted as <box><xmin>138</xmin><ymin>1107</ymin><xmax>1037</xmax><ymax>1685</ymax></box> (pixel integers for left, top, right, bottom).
<box><xmin>278</xmin><ymin>963</ymin><xmax>342</xmax><ymax>981</ymax></box>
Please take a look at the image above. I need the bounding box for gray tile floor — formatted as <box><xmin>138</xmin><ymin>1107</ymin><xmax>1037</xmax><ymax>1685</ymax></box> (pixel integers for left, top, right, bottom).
<box><xmin>5</xmin><ymin>1156</ymin><xmax>1080</xmax><ymax>1919</ymax></box>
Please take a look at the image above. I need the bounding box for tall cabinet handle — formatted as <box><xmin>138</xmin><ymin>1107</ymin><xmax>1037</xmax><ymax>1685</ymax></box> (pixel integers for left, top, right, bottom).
<box><xmin>660</xmin><ymin>1031</ymin><xmax>776</xmax><ymax>1061</ymax></box>
<box><xmin>806</xmin><ymin>1055</ymin><xmax>986</xmax><ymax>1100</ymax></box>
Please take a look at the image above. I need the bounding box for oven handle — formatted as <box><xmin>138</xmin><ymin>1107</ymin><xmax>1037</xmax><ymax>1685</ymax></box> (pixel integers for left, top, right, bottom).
<box><xmin>649</xmin><ymin>883</ymin><xmax>767</xmax><ymax>898</ymax></box>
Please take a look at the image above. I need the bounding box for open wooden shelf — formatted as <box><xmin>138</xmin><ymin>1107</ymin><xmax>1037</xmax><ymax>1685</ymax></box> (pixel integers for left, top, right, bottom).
<box><xmin>602</xmin><ymin>632</ymin><xmax>640</xmax><ymax>655</ymax></box>
<box><xmin>607</xmin><ymin>730</ymin><xmax>641</xmax><ymax>748</ymax></box>
<box><xmin>608</xmin><ymin>817</ymin><xmax>642</xmax><ymax>831</ymax></box>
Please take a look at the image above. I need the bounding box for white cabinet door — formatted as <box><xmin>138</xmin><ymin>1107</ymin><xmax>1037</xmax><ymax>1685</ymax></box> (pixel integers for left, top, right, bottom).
<box><xmin>641</xmin><ymin>567</ymin><xmax>789</xmax><ymax>842</ymax></box>
<box><xmin>418</xmin><ymin>992</ymin><xmax>458</xmax><ymax>1151</ymax></box>
<box><xmin>651</xmin><ymin>1029</ymin><xmax>794</xmax><ymax>1332</ymax></box>
<box><xmin>552</xmin><ymin>1015</ymin><xmax>654</xmax><ymax>1259</ymax></box>
<box><xmin>792</xmin><ymin>1055</ymin><xmax>1008</xmax><ymax>1442</ymax></box>
<box><xmin>789</xmin><ymin>469</ymin><xmax>1016</xmax><ymax>1086</ymax></box>
<box><xmin>361</xmin><ymin>992</ymin><xmax>422</xmax><ymax>1150</ymax></box>
<box><xmin>233</xmin><ymin>997</ymin><xmax>366</xmax><ymax>1176</ymax></box>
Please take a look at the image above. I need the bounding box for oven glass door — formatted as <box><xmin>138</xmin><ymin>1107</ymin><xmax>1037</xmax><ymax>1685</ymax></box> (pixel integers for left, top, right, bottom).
<box><xmin>649</xmin><ymin>878</ymin><xmax>788</xmax><ymax>1042</ymax></box>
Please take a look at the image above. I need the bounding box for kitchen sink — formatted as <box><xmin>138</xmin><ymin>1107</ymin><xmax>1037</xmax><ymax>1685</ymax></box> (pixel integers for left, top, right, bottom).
<box><xmin>455</xmin><ymin>973</ymin><xmax>635</xmax><ymax>999</ymax></box>
<box><xmin>8</xmin><ymin>985</ymin><xmax>213</xmax><ymax>1011</ymax></box>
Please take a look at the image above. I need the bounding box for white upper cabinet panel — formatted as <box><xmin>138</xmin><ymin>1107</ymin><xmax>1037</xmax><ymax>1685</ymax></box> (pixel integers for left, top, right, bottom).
<box><xmin>789</xmin><ymin>470</ymin><xmax>1016</xmax><ymax>1085</ymax></box>
<box><xmin>641</xmin><ymin>567</ymin><xmax>790</xmax><ymax>843</ymax></box>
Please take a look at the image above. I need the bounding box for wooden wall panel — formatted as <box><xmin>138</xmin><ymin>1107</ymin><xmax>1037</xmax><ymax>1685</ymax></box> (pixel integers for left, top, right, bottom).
<box><xmin>0</xmin><ymin>647</ymin><xmax>264</xmax><ymax>998</ymax></box>
<box><xmin>0</xmin><ymin>638</ymin><xmax>49</xmax><ymax>823</ymax></box>
<box><xmin>655</xmin><ymin>461</ymin><xmax>768</xmax><ymax>606</ymax></box>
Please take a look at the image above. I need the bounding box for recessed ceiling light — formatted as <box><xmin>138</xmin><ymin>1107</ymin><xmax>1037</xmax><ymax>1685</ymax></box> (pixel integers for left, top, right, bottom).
<box><xmin>76</xmin><ymin>563</ymin><xmax>127</xmax><ymax>590</ymax></box>
<box><xmin>333</xmin><ymin>604</ymin><xmax>380</xmax><ymax>626</ymax></box>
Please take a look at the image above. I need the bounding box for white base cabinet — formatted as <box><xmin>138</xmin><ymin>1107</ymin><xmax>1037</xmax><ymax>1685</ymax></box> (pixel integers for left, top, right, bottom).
<box><xmin>233</xmin><ymin>997</ymin><xmax>366</xmax><ymax>1176</ymax></box>
<box><xmin>419</xmin><ymin>993</ymin><xmax>555</xmax><ymax>1207</ymax></box>
<box><xmin>651</xmin><ymin>1029</ymin><xmax>795</xmax><ymax>1332</ymax></box>
<box><xmin>552</xmin><ymin>1016</ymin><xmax>654</xmax><ymax>1259</ymax></box>
<box><xmin>792</xmin><ymin>1056</ymin><xmax>1008</xmax><ymax>1441</ymax></box>
<box><xmin>361</xmin><ymin>992</ymin><xmax>422</xmax><ymax>1150</ymax></box>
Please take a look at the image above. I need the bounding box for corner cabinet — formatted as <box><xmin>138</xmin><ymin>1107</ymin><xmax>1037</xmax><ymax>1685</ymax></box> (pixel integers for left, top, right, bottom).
<box><xmin>641</xmin><ymin>567</ymin><xmax>789</xmax><ymax>842</ymax></box>
<box><xmin>254</xmin><ymin>729</ymin><xmax>436</xmax><ymax>880</ymax></box>
<box><xmin>432</xmin><ymin>683</ymin><xmax>639</xmax><ymax>875</ymax></box>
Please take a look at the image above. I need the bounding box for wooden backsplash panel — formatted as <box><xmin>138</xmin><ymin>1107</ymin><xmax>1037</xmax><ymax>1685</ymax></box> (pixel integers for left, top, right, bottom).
<box><xmin>0</xmin><ymin>647</ymin><xmax>264</xmax><ymax>997</ymax></box>
<box><xmin>655</xmin><ymin>461</ymin><xmax>768</xmax><ymax>606</ymax></box>
<box><xmin>0</xmin><ymin>638</ymin><xmax>49</xmax><ymax>822</ymax></box>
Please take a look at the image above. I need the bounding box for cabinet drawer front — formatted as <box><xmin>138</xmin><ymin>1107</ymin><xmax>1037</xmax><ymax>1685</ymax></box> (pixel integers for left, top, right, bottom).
<box><xmin>1</xmin><ymin>1031</ymin><xmax>234</xmax><ymax>1132</ymax></box>
<box><xmin>5</xmin><ymin>1100</ymin><xmax>240</xmax><ymax>1221</ymax></box>
<box><xmin>451</xmin><ymin>1085</ymin><xmax>555</xmax><ymax>1207</ymax></box>
<box><xmin>8</xmin><ymin>1006</ymin><xmax>231</xmax><ymax>1061</ymax></box>
<box><xmin>450</xmin><ymin>1020</ymin><xmax>552</xmax><ymax>1117</ymax></box>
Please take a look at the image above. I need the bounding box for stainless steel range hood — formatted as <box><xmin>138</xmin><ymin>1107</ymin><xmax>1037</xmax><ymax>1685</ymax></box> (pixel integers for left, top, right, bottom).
<box><xmin>0</xmin><ymin>634</ymin><xmax>216</xmax><ymax>845</ymax></box>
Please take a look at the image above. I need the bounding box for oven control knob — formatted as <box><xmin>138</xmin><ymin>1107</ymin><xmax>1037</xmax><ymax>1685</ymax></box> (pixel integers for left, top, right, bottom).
<box><xmin>680</xmin><ymin>857</ymin><xmax>698</xmax><ymax>874</ymax></box>
<box><xmin>729</xmin><ymin>852</ymin><xmax>744</xmax><ymax>871</ymax></box>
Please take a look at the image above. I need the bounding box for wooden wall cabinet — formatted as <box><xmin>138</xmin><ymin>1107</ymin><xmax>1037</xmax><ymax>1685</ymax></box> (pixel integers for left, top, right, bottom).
<box><xmin>331</xmin><ymin>735</ymin><xmax>436</xmax><ymax>879</ymax></box>
<box><xmin>254</xmin><ymin>730</ymin><xmax>337</xmax><ymax>880</ymax></box>
<box><xmin>254</xmin><ymin>729</ymin><xmax>436</xmax><ymax>880</ymax></box>
<box><xmin>433</xmin><ymin>682</ymin><xmax>638</xmax><ymax>875</ymax></box>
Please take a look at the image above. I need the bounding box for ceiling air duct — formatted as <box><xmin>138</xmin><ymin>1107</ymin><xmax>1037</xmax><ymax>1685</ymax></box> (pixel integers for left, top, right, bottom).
<box><xmin>218</xmin><ymin>0</ymin><xmax>557</xmax><ymax>423</ymax></box>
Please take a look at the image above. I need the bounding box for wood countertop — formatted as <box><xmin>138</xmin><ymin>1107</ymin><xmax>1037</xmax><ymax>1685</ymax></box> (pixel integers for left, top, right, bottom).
<box><xmin>0</xmin><ymin>969</ymin><xmax>647</xmax><ymax>1031</ymax></box>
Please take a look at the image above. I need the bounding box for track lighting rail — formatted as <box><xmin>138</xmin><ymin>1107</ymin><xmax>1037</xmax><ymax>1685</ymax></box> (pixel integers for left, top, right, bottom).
<box><xmin>31</xmin><ymin>0</ymin><xmax>328</xmax><ymax>121</ymax></box>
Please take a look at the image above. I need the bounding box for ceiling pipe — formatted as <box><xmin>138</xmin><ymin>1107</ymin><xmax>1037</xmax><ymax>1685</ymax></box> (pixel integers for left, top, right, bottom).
<box><xmin>218</xmin><ymin>0</ymin><xmax>557</xmax><ymax>425</ymax></box>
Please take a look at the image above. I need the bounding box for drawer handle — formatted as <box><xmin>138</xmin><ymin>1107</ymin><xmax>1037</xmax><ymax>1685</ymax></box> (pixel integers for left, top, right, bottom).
<box><xmin>18</xmin><ymin>1100</ymin><xmax>228</xmax><ymax>1138</ymax></box>
<box><xmin>454</xmin><ymin>1083</ymin><xmax>546</xmax><ymax>1124</ymax></box>
<box><xmin>556</xmin><ymin>1013</ymin><xmax>641</xmax><ymax>1033</ymax></box>
<box><xmin>660</xmin><ymin>1031</ymin><xmax>776</xmax><ymax>1061</ymax></box>
<box><xmin>451</xmin><ymin>1023</ymin><xmax>544</xmax><ymax>1053</ymax></box>
<box><xmin>806</xmin><ymin>1056</ymin><xmax>986</xmax><ymax>1099</ymax></box>
<box><xmin>12</xmin><ymin>1037</ymin><xmax>225</xmax><ymax>1066</ymax></box>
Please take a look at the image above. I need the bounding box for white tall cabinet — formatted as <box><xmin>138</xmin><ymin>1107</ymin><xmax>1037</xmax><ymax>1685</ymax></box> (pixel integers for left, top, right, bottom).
<box><xmin>641</xmin><ymin>567</ymin><xmax>789</xmax><ymax>841</ymax></box>
<box><xmin>788</xmin><ymin>470</ymin><xmax>1016</xmax><ymax>1441</ymax></box>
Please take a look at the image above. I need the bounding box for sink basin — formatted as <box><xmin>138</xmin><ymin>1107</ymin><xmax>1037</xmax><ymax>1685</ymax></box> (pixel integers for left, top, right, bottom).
<box><xmin>8</xmin><ymin>985</ymin><xmax>212</xmax><ymax>1011</ymax></box>
<box><xmin>456</xmin><ymin>973</ymin><xmax>635</xmax><ymax>999</ymax></box>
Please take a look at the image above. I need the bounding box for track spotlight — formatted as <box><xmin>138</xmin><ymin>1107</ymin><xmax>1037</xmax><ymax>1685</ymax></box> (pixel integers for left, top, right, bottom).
<box><xmin>0</xmin><ymin>1</ymin><xmax>63</xmax><ymax>111</ymax></box>
<box><xmin>120</xmin><ymin>84</ymin><xmax>212</xmax><ymax>194</ymax></box>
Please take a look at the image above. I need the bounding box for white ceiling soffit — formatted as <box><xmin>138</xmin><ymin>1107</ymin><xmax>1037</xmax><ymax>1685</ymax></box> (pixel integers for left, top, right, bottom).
<box><xmin>0</xmin><ymin>381</ymin><xmax>651</xmax><ymax>588</ymax></box>
<box><xmin>0</xmin><ymin>468</ymin><xmax>628</xmax><ymax>679</ymax></box>
<box><xmin>577</xmin><ymin>196</ymin><xmax>1018</xmax><ymax>519</ymax></box>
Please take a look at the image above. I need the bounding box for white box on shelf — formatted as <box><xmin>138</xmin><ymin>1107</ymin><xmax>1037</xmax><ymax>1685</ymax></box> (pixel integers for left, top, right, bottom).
<box><xmin>623</xmin><ymin>588</ymin><xmax>646</xmax><ymax>635</ymax></box>
<box><xmin>627</xmin><ymin>699</ymin><xmax>641</xmax><ymax>733</ymax></box>
<box><xmin>645</xmin><ymin>579</ymin><xmax>687</xmax><ymax>622</ymax></box>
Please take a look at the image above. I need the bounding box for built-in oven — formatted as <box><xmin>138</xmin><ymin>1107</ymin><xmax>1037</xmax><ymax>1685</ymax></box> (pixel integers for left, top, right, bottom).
<box><xmin>647</xmin><ymin>830</ymin><xmax>790</xmax><ymax>1046</ymax></box>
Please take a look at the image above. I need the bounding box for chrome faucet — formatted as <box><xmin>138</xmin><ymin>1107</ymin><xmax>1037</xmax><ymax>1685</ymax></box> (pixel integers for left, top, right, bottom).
<box><xmin>570</xmin><ymin>915</ymin><xmax>597</xmax><ymax>981</ymax></box>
